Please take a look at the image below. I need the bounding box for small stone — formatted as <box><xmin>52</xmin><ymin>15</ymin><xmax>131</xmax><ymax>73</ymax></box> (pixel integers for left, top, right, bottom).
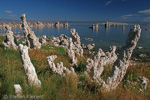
<box><xmin>14</xmin><ymin>84</ymin><xmax>22</xmax><ymax>96</ymax></box>
<box><xmin>138</xmin><ymin>76</ymin><xmax>149</xmax><ymax>89</ymax></box>
<box><xmin>139</xmin><ymin>54</ymin><xmax>146</xmax><ymax>57</ymax></box>
<box><xmin>137</xmin><ymin>46</ymin><xmax>143</xmax><ymax>49</ymax></box>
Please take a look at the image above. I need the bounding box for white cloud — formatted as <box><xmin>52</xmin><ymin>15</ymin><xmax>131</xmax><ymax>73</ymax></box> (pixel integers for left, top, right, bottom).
<box><xmin>143</xmin><ymin>17</ymin><xmax>150</xmax><ymax>22</ymax></box>
<box><xmin>5</xmin><ymin>10</ymin><xmax>12</xmax><ymax>13</ymax></box>
<box><xmin>138</xmin><ymin>9</ymin><xmax>150</xmax><ymax>14</ymax></box>
<box><xmin>121</xmin><ymin>14</ymin><xmax>136</xmax><ymax>19</ymax></box>
<box><xmin>105</xmin><ymin>1</ymin><xmax>113</xmax><ymax>5</ymax></box>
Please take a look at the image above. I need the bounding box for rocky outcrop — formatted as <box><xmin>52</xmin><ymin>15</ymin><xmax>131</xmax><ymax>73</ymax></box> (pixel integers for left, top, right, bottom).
<box><xmin>19</xmin><ymin>44</ymin><xmax>41</xmax><ymax>87</ymax></box>
<box><xmin>14</xmin><ymin>84</ymin><xmax>22</xmax><ymax>96</ymax></box>
<box><xmin>51</xmin><ymin>34</ymin><xmax>69</xmax><ymax>48</ymax></box>
<box><xmin>3</xmin><ymin>25</ymin><xmax>18</xmax><ymax>50</ymax></box>
<box><xmin>51</xmin><ymin>29</ymin><xmax>83</xmax><ymax>58</ymax></box>
<box><xmin>85</xmin><ymin>46</ymin><xmax>117</xmax><ymax>78</ymax></box>
<box><xmin>64</xmin><ymin>23</ymin><xmax>69</xmax><ymax>27</ymax></box>
<box><xmin>87</xmin><ymin>44</ymin><xmax>95</xmax><ymax>50</ymax></box>
<box><xmin>47</xmin><ymin>55</ymin><xmax>76</xmax><ymax>76</ymax></box>
<box><xmin>65</xmin><ymin>29</ymin><xmax>83</xmax><ymax>66</ymax></box>
<box><xmin>138</xmin><ymin>76</ymin><xmax>149</xmax><ymax>89</ymax></box>
<box><xmin>54</xmin><ymin>21</ymin><xmax>63</xmax><ymax>27</ymax></box>
<box><xmin>51</xmin><ymin>28</ymin><xmax>83</xmax><ymax>66</ymax></box>
<box><xmin>70</xmin><ymin>28</ymin><xmax>83</xmax><ymax>57</ymax></box>
<box><xmin>59</xmin><ymin>34</ymin><xmax>70</xmax><ymax>47</ymax></box>
<box><xmin>85</xmin><ymin>25</ymin><xmax>141</xmax><ymax>91</ymax></box>
<box><xmin>100</xmin><ymin>25</ymin><xmax>141</xmax><ymax>90</ymax></box>
<box><xmin>66</xmin><ymin>38</ymin><xmax>78</xmax><ymax>66</ymax></box>
<box><xmin>20</xmin><ymin>14</ymin><xmax>41</xmax><ymax>49</ymax></box>
<box><xmin>40</xmin><ymin>35</ymin><xmax>47</xmax><ymax>44</ymax></box>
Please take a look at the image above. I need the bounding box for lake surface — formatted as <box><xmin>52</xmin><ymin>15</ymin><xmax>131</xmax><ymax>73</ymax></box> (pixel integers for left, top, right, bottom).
<box><xmin>0</xmin><ymin>24</ymin><xmax>150</xmax><ymax>52</ymax></box>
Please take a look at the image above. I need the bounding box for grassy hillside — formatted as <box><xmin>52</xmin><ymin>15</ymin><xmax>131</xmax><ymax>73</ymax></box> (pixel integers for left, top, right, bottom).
<box><xmin>0</xmin><ymin>36</ymin><xmax>150</xmax><ymax>100</ymax></box>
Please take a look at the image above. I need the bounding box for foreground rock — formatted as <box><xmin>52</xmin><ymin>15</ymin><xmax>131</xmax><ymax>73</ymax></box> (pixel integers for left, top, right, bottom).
<box><xmin>138</xmin><ymin>76</ymin><xmax>149</xmax><ymax>89</ymax></box>
<box><xmin>87</xmin><ymin>44</ymin><xmax>95</xmax><ymax>50</ymax></box>
<box><xmin>85</xmin><ymin>46</ymin><xmax>117</xmax><ymax>79</ymax></box>
<box><xmin>66</xmin><ymin>28</ymin><xmax>83</xmax><ymax>66</ymax></box>
<box><xmin>3</xmin><ymin>25</ymin><xmax>18</xmax><ymax>50</ymax></box>
<box><xmin>51</xmin><ymin>34</ymin><xmax>69</xmax><ymax>48</ymax></box>
<box><xmin>19</xmin><ymin>44</ymin><xmax>41</xmax><ymax>87</ymax></box>
<box><xmin>85</xmin><ymin>25</ymin><xmax>141</xmax><ymax>91</ymax></box>
<box><xmin>70</xmin><ymin>28</ymin><xmax>83</xmax><ymax>57</ymax></box>
<box><xmin>40</xmin><ymin>35</ymin><xmax>47</xmax><ymax>44</ymax></box>
<box><xmin>20</xmin><ymin>14</ymin><xmax>41</xmax><ymax>49</ymax></box>
<box><xmin>14</xmin><ymin>84</ymin><xmax>22</xmax><ymax>96</ymax></box>
<box><xmin>67</xmin><ymin>38</ymin><xmax>78</xmax><ymax>66</ymax></box>
<box><xmin>102</xmin><ymin>25</ymin><xmax>141</xmax><ymax>90</ymax></box>
<box><xmin>47</xmin><ymin>55</ymin><xmax>76</xmax><ymax>76</ymax></box>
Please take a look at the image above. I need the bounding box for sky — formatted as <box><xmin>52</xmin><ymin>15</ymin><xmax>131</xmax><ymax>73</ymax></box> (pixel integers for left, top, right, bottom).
<box><xmin>0</xmin><ymin>0</ymin><xmax>150</xmax><ymax>22</ymax></box>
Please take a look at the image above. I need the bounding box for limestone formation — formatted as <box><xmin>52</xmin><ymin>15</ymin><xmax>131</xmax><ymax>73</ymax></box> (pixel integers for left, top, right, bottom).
<box><xmin>47</xmin><ymin>55</ymin><xmax>76</xmax><ymax>76</ymax></box>
<box><xmin>51</xmin><ymin>29</ymin><xmax>83</xmax><ymax>66</ymax></box>
<box><xmin>122</xmin><ymin>25</ymin><xmax>125</xmax><ymax>32</ymax></box>
<box><xmin>105</xmin><ymin>22</ymin><xmax>110</xmax><ymax>29</ymax></box>
<box><xmin>51</xmin><ymin>29</ymin><xmax>83</xmax><ymax>58</ymax></box>
<box><xmin>82</xmin><ymin>44</ymin><xmax>87</xmax><ymax>49</ymax></box>
<box><xmin>138</xmin><ymin>76</ymin><xmax>149</xmax><ymax>89</ymax></box>
<box><xmin>19</xmin><ymin>44</ymin><xmax>41</xmax><ymax>87</ymax></box>
<box><xmin>85</xmin><ymin>46</ymin><xmax>117</xmax><ymax>78</ymax></box>
<box><xmin>40</xmin><ymin>35</ymin><xmax>47</xmax><ymax>44</ymax></box>
<box><xmin>70</xmin><ymin>28</ymin><xmax>83</xmax><ymax>57</ymax></box>
<box><xmin>65</xmin><ymin>29</ymin><xmax>83</xmax><ymax>66</ymax></box>
<box><xmin>59</xmin><ymin>34</ymin><xmax>70</xmax><ymax>47</ymax></box>
<box><xmin>51</xmin><ymin>34</ymin><xmax>69</xmax><ymax>48</ymax></box>
<box><xmin>96</xmin><ymin>24</ymin><xmax>99</xmax><ymax>28</ymax></box>
<box><xmin>54</xmin><ymin>21</ymin><xmax>63</xmax><ymax>27</ymax></box>
<box><xmin>64</xmin><ymin>23</ymin><xmax>69</xmax><ymax>27</ymax></box>
<box><xmin>102</xmin><ymin>25</ymin><xmax>141</xmax><ymax>90</ymax></box>
<box><xmin>14</xmin><ymin>84</ymin><xmax>22</xmax><ymax>96</ymax></box>
<box><xmin>85</xmin><ymin>25</ymin><xmax>141</xmax><ymax>91</ymax></box>
<box><xmin>51</xmin><ymin>37</ymin><xmax>61</xmax><ymax>47</ymax></box>
<box><xmin>66</xmin><ymin>38</ymin><xmax>78</xmax><ymax>66</ymax></box>
<box><xmin>3</xmin><ymin>25</ymin><xmax>18</xmax><ymax>50</ymax></box>
<box><xmin>87</xmin><ymin>44</ymin><xmax>95</xmax><ymax>50</ymax></box>
<box><xmin>20</xmin><ymin>14</ymin><xmax>41</xmax><ymax>49</ymax></box>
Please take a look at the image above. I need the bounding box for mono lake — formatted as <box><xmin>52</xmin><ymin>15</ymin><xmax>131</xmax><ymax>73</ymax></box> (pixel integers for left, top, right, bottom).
<box><xmin>0</xmin><ymin>24</ymin><xmax>150</xmax><ymax>52</ymax></box>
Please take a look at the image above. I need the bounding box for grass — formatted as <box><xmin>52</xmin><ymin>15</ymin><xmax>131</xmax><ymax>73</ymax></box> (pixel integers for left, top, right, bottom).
<box><xmin>0</xmin><ymin>36</ymin><xmax>150</xmax><ymax>100</ymax></box>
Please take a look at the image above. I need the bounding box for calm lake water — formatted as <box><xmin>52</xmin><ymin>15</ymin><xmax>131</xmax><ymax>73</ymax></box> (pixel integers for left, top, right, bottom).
<box><xmin>0</xmin><ymin>24</ymin><xmax>150</xmax><ymax>52</ymax></box>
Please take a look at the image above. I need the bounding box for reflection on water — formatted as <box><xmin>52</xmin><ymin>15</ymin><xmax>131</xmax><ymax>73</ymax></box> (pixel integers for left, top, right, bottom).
<box><xmin>0</xmin><ymin>24</ymin><xmax>150</xmax><ymax>51</ymax></box>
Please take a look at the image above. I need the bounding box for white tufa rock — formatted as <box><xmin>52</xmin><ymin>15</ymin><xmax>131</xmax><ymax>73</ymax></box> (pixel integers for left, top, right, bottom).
<box><xmin>40</xmin><ymin>35</ymin><xmax>47</xmax><ymax>44</ymax></box>
<box><xmin>14</xmin><ymin>84</ymin><xmax>22</xmax><ymax>96</ymax></box>
<box><xmin>138</xmin><ymin>76</ymin><xmax>149</xmax><ymax>89</ymax></box>
<box><xmin>20</xmin><ymin>14</ymin><xmax>41</xmax><ymax>49</ymax></box>
<box><xmin>102</xmin><ymin>25</ymin><xmax>141</xmax><ymax>90</ymax></box>
<box><xmin>19</xmin><ymin>44</ymin><xmax>41</xmax><ymax>87</ymax></box>
<box><xmin>3</xmin><ymin>25</ymin><xmax>18</xmax><ymax>50</ymax></box>
<box><xmin>66</xmin><ymin>38</ymin><xmax>78</xmax><ymax>66</ymax></box>
<box><xmin>85</xmin><ymin>46</ymin><xmax>117</xmax><ymax>79</ymax></box>
<box><xmin>70</xmin><ymin>28</ymin><xmax>83</xmax><ymax>57</ymax></box>
<box><xmin>51</xmin><ymin>34</ymin><xmax>70</xmax><ymax>48</ymax></box>
<box><xmin>87</xmin><ymin>44</ymin><xmax>95</xmax><ymax>50</ymax></box>
<box><xmin>85</xmin><ymin>25</ymin><xmax>141</xmax><ymax>91</ymax></box>
<box><xmin>47</xmin><ymin>55</ymin><xmax>76</xmax><ymax>76</ymax></box>
<box><xmin>51</xmin><ymin>29</ymin><xmax>83</xmax><ymax>66</ymax></box>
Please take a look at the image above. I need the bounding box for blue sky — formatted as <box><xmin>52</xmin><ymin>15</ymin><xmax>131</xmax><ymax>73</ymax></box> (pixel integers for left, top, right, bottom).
<box><xmin>0</xmin><ymin>0</ymin><xmax>150</xmax><ymax>22</ymax></box>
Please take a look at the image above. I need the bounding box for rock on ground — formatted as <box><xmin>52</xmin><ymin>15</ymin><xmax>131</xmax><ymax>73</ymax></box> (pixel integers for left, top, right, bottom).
<box><xmin>19</xmin><ymin>44</ymin><xmax>41</xmax><ymax>87</ymax></box>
